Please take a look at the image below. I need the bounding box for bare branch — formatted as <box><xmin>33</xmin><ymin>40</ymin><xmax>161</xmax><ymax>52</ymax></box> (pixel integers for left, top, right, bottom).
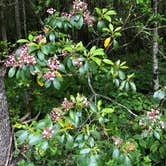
<box><xmin>87</xmin><ymin>73</ymin><xmax>138</xmax><ymax>117</ymax></box>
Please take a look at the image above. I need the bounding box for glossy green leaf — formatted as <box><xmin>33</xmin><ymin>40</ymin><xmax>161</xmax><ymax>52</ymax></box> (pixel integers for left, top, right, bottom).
<box><xmin>28</xmin><ymin>135</ymin><xmax>41</xmax><ymax>146</ymax></box>
<box><xmin>153</xmin><ymin>90</ymin><xmax>165</xmax><ymax>100</ymax></box>
<box><xmin>53</xmin><ymin>79</ymin><xmax>61</xmax><ymax>90</ymax></box>
<box><xmin>8</xmin><ymin>67</ymin><xmax>16</xmax><ymax>78</ymax></box>
<box><xmin>80</xmin><ymin>148</ymin><xmax>91</xmax><ymax>154</ymax></box>
<box><xmin>90</xmin><ymin>102</ymin><xmax>98</xmax><ymax>112</ymax></box>
<box><xmin>112</xmin><ymin>148</ymin><xmax>119</xmax><ymax>159</ymax></box>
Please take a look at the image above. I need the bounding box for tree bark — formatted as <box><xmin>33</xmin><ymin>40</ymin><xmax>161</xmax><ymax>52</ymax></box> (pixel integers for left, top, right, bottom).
<box><xmin>0</xmin><ymin>67</ymin><xmax>11</xmax><ymax>166</ymax></box>
<box><xmin>15</xmin><ymin>0</ymin><xmax>22</xmax><ymax>39</ymax></box>
<box><xmin>22</xmin><ymin>0</ymin><xmax>27</xmax><ymax>37</ymax></box>
<box><xmin>152</xmin><ymin>0</ymin><xmax>159</xmax><ymax>91</ymax></box>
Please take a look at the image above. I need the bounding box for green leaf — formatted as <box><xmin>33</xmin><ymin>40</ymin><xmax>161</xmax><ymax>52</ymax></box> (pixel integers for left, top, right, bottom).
<box><xmin>119</xmin><ymin>70</ymin><xmax>125</xmax><ymax>80</ymax></box>
<box><xmin>97</xmin><ymin>21</ymin><xmax>106</xmax><ymax>32</ymax></box>
<box><xmin>79</xmin><ymin>65</ymin><xmax>86</xmax><ymax>75</ymax></box>
<box><xmin>89</xmin><ymin>155</ymin><xmax>98</xmax><ymax>166</ymax></box>
<box><xmin>90</xmin><ymin>130</ymin><xmax>100</xmax><ymax>139</ymax></box>
<box><xmin>125</xmin><ymin>82</ymin><xmax>129</xmax><ymax>91</ymax></box>
<box><xmin>56</xmin><ymin>20</ymin><xmax>63</xmax><ymax>29</ymax></box>
<box><xmin>130</xmin><ymin>82</ymin><xmax>136</xmax><ymax>92</ymax></box>
<box><xmin>125</xmin><ymin>156</ymin><xmax>131</xmax><ymax>166</ymax></box>
<box><xmin>53</xmin><ymin>79</ymin><xmax>61</xmax><ymax>90</ymax></box>
<box><xmin>109</xmin><ymin>23</ymin><xmax>114</xmax><ymax>32</ymax></box>
<box><xmin>139</xmin><ymin>140</ymin><xmax>146</xmax><ymax>148</ymax></box>
<box><xmin>28</xmin><ymin>34</ymin><xmax>34</xmax><ymax>41</ymax></box>
<box><xmin>28</xmin><ymin>45</ymin><xmax>39</xmax><ymax>53</ymax></box>
<box><xmin>112</xmin><ymin>148</ymin><xmax>119</xmax><ymax>159</ymax></box>
<box><xmin>66</xmin><ymin>134</ymin><xmax>74</xmax><ymax>149</ymax></box>
<box><xmin>102</xmin><ymin>27</ymin><xmax>110</xmax><ymax>32</ymax></box>
<box><xmin>36</xmin><ymin>121</ymin><xmax>46</xmax><ymax>129</ymax></box>
<box><xmin>45</xmin><ymin>80</ymin><xmax>51</xmax><ymax>88</ymax></box>
<box><xmin>115</xmin><ymin>27</ymin><xmax>122</xmax><ymax>32</ymax></box>
<box><xmin>103</xmin><ymin>59</ymin><xmax>114</xmax><ymax>65</ymax></box>
<box><xmin>104</xmin><ymin>15</ymin><xmax>111</xmax><ymax>22</ymax></box>
<box><xmin>90</xmin><ymin>102</ymin><xmax>98</xmax><ymax>112</ymax></box>
<box><xmin>119</xmin><ymin>81</ymin><xmax>126</xmax><ymax>90</ymax></box>
<box><xmin>70</xmin><ymin>15</ymin><xmax>83</xmax><ymax>29</ymax></box>
<box><xmin>91</xmin><ymin>57</ymin><xmax>101</xmax><ymax>66</ymax></box>
<box><xmin>37</xmin><ymin>52</ymin><xmax>45</xmax><ymax>61</ymax></box>
<box><xmin>101</xmin><ymin>108</ymin><xmax>114</xmax><ymax>116</ymax></box>
<box><xmin>80</xmin><ymin>148</ymin><xmax>91</xmax><ymax>154</ymax></box>
<box><xmin>106</xmin><ymin>10</ymin><xmax>116</xmax><ymax>15</ymax></box>
<box><xmin>113</xmin><ymin>39</ymin><xmax>119</xmax><ymax>50</ymax></box>
<box><xmin>17</xmin><ymin>39</ymin><xmax>29</xmax><ymax>43</ymax></box>
<box><xmin>93</xmin><ymin>48</ymin><xmax>105</xmax><ymax>56</ymax></box>
<box><xmin>41</xmin><ymin>43</ymin><xmax>56</xmax><ymax>55</ymax></box>
<box><xmin>8</xmin><ymin>67</ymin><xmax>16</xmax><ymax>78</ymax></box>
<box><xmin>153</xmin><ymin>90</ymin><xmax>165</xmax><ymax>100</ymax></box>
<box><xmin>16</xmin><ymin>69</ymin><xmax>21</xmax><ymax>79</ymax></box>
<box><xmin>58</xmin><ymin>64</ymin><xmax>66</xmax><ymax>73</ymax></box>
<box><xmin>95</xmin><ymin>7</ymin><xmax>101</xmax><ymax>15</ymax></box>
<box><xmin>17</xmin><ymin>130</ymin><xmax>28</xmax><ymax>144</ymax></box>
<box><xmin>28</xmin><ymin>135</ymin><xmax>41</xmax><ymax>146</ymax></box>
<box><xmin>113</xmin><ymin>79</ymin><xmax>120</xmax><ymax>87</ymax></box>
<box><xmin>49</xmin><ymin>33</ymin><xmax>55</xmax><ymax>41</ymax></box>
<box><xmin>154</xmin><ymin>131</ymin><xmax>160</xmax><ymax>140</ymax></box>
<box><xmin>41</xmin><ymin>141</ymin><xmax>48</xmax><ymax>151</ymax></box>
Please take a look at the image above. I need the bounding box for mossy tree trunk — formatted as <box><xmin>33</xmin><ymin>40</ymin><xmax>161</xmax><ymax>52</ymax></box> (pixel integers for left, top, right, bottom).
<box><xmin>0</xmin><ymin>67</ymin><xmax>11</xmax><ymax>166</ymax></box>
<box><xmin>152</xmin><ymin>0</ymin><xmax>159</xmax><ymax>91</ymax></box>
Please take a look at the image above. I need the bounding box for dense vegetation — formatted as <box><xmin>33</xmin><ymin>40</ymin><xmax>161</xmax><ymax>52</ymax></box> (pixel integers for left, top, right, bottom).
<box><xmin>0</xmin><ymin>0</ymin><xmax>166</xmax><ymax>165</ymax></box>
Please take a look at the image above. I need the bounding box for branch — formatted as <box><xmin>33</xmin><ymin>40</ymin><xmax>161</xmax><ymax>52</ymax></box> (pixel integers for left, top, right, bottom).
<box><xmin>87</xmin><ymin>73</ymin><xmax>138</xmax><ymax>117</ymax></box>
<box><xmin>21</xmin><ymin>112</ymin><xmax>40</xmax><ymax>124</ymax></box>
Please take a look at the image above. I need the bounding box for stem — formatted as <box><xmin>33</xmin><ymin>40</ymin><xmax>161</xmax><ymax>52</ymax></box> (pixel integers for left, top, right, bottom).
<box><xmin>87</xmin><ymin>73</ymin><xmax>138</xmax><ymax>117</ymax></box>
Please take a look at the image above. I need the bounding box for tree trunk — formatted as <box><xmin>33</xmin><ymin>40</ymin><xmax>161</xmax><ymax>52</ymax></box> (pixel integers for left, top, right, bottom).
<box><xmin>15</xmin><ymin>0</ymin><xmax>22</xmax><ymax>39</ymax></box>
<box><xmin>0</xmin><ymin>67</ymin><xmax>11</xmax><ymax>166</ymax></box>
<box><xmin>0</xmin><ymin>3</ymin><xmax>7</xmax><ymax>41</ymax></box>
<box><xmin>152</xmin><ymin>0</ymin><xmax>159</xmax><ymax>91</ymax></box>
<box><xmin>22</xmin><ymin>0</ymin><xmax>27</xmax><ymax>37</ymax></box>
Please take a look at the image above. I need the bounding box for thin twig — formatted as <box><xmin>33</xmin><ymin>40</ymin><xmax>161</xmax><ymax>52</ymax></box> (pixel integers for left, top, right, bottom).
<box><xmin>21</xmin><ymin>112</ymin><xmax>40</xmax><ymax>124</ymax></box>
<box><xmin>97</xmin><ymin>94</ymin><xmax>138</xmax><ymax>117</ymax></box>
<box><xmin>20</xmin><ymin>112</ymin><xmax>31</xmax><ymax>122</ymax></box>
<box><xmin>87</xmin><ymin>73</ymin><xmax>138</xmax><ymax>117</ymax></box>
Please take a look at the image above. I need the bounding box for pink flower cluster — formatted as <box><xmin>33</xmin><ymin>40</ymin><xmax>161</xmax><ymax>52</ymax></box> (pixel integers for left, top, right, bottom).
<box><xmin>61</xmin><ymin>12</ymin><xmax>73</xmax><ymax>19</ymax></box>
<box><xmin>50</xmin><ymin>108</ymin><xmax>62</xmax><ymax>122</ymax></box>
<box><xmin>43</xmin><ymin>59</ymin><xmax>60</xmax><ymax>80</ymax></box>
<box><xmin>112</xmin><ymin>136</ymin><xmax>123</xmax><ymax>146</ymax></box>
<box><xmin>46</xmin><ymin>8</ymin><xmax>56</xmax><ymax>14</ymax></box>
<box><xmin>84</xmin><ymin>10</ymin><xmax>94</xmax><ymax>26</ymax></box>
<box><xmin>72</xmin><ymin>0</ymin><xmax>94</xmax><ymax>26</ymax></box>
<box><xmin>83</xmin><ymin>98</ymin><xmax>90</xmax><ymax>107</ymax></box>
<box><xmin>73</xmin><ymin>0</ymin><xmax>88</xmax><ymax>13</ymax></box>
<box><xmin>139</xmin><ymin>109</ymin><xmax>165</xmax><ymax>131</ymax></box>
<box><xmin>73</xmin><ymin>58</ymin><xmax>83</xmax><ymax>67</ymax></box>
<box><xmin>44</xmin><ymin>71</ymin><xmax>56</xmax><ymax>80</ymax></box>
<box><xmin>18</xmin><ymin>45</ymin><xmax>36</xmax><ymax>65</ymax></box>
<box><xmin>147</xmin><ymin>109</ymin><xmax>164</xmax><ymax>129</ymax></box>
<box><xmin>4</xmin><ymin>44</ymin><xmax>36</xmax><ymax>67</ymax></box>
<box><xmin>61</xmin><ymin>50</ymin><xmax>69</xmax><ymax>57</ymax></box>
<box><xmin>47</xmin><ymin>59</ymin><xmax>60</xmax><ymax>70</ymax></box>
<box><xmin>147</xmin><ymin>109</ymin><xmax>160</xmax><ymax>123</ymax></box>
<box><xmin>42</xmin><ymin>127</ymin><xmax>54</xmax><ymax>139</ymax></box>
<box><xmin>61</xmin><ymin>0</ymin><xmax>94</xmax><ymax>26</ymax></box>
<box><xmin>4</xmin><ymin>54</ymin><xmax>17</xmax><ymax>67</ymax></box>
<box><xmin>34</xmin><ymin>34</ymin><xmax>46</xmax><ymax>44</ymax></box>
<box><xmin>61</xmin><ymin>98</ymin><xmax>74</xmax><ymax>111</ymax></box>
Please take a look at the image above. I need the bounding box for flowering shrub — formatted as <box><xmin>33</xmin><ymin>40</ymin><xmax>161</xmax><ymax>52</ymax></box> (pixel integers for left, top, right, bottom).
<box><xmin>4</xmin><ymin>0</ymin><xmax>166</xmax><ymax>165</ymax></box>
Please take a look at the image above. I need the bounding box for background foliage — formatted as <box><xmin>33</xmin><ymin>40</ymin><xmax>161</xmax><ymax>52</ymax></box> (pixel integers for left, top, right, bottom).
<box><xmin>0</xmin><ymin>0</ymin><xmax>166</xmax><ymax>165</ymax></box>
